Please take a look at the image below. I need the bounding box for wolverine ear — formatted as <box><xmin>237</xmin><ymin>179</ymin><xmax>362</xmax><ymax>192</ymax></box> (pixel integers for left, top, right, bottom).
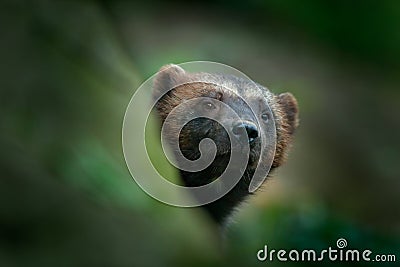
<box><xmin>153</xmin><ymin>64</ymin><xmax>186</xmax><ymax>99</ymax></box>
<box><xmin>278</xmin><ymin>92</ymin><xmax>299</xmax><ymax>134</ymax></box>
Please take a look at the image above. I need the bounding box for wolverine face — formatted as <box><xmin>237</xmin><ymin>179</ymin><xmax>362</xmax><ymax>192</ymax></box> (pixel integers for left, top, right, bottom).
<box><xmin>153</xmin><ymin>64</ymin><xmax>298</xmax><ymax>187</ymax></box>
<box><xmin>175</xmin><ymin>87</ymin><xmax>270</xmax><ymax>168</ymax></box>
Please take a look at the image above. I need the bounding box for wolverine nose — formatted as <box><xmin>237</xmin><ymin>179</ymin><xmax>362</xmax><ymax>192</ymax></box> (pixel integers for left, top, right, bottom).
<box><xmin>232</xmin><ymin>121</ymin><xmax>259</xmax><ymax>143</ymax></box>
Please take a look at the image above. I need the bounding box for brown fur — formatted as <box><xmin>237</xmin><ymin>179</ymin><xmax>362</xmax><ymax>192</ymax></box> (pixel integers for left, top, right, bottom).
<box><xmin>272</xmin><ymin>92</ymin><xmax>299</xmax><ymax>168</ymax></box>
<box><xmin>152</xmin><ymin>64</ymin><xmax>299</xmax><ymax>224</ymax></box>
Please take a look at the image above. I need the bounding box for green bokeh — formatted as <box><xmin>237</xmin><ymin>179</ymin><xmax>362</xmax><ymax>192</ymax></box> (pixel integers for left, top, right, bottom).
<box><xmin>1</xmin><ymin>1</ymin><xmax>399</xmax><ymax>266</ymax></box>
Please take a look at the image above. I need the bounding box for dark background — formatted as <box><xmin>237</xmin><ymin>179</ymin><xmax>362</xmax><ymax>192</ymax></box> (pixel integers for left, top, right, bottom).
<box><xmin>1</xmin><ymin>1</ymin><xmax>399</xmax><ymax>266</ymax></box>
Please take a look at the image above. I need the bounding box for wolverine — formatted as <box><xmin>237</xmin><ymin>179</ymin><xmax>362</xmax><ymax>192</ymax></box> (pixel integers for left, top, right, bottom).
<box><xmin>152</xmin><ymin>64</ymin><xmax>299</xmax><ymax>225</ymax></box>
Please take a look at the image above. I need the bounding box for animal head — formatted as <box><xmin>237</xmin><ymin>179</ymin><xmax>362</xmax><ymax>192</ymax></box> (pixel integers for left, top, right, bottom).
<box><xmin>153</xmin><ymin>64</ymin><xmax>299</xmax><ymax>172</ymax></box>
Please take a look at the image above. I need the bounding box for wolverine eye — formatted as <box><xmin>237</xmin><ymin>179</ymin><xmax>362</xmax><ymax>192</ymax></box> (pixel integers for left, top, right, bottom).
<box><xmin>203</xmin><ymin>101</ymin><xmax>217</xmax><ymax>110</ymax></box>
<box><xmin>261</xmin><ymin>112</ymin><xmax>270</xmax><ymax>122</ymax></box>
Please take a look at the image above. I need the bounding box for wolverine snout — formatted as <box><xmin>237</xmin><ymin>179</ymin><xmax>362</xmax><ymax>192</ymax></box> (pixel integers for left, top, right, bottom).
<box><xmin>232</xmin><ymin>120</ymin><xmax>259</xmax><ymax>144</ymax></box>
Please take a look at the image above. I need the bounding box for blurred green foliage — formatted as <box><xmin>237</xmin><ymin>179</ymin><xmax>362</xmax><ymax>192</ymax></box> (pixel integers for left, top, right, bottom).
<box><xmin>0</xmin><ymin>1</ymin><xmax>399</xmax><ymax>266</ymax></box>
